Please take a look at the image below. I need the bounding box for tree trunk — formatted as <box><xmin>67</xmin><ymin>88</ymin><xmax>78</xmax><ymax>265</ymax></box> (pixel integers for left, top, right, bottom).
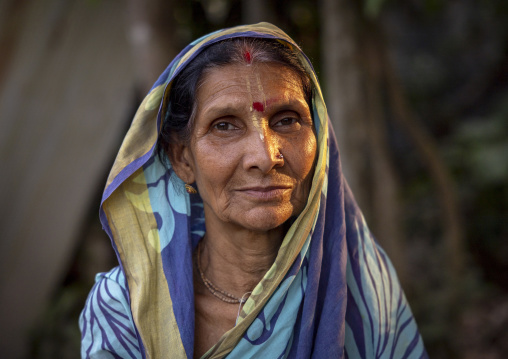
<box><xmin>127</xmin><ymin>0</ymin><xmax>178</xmax><ymax>95</ymax></box>
<box><xmin>321</xmin><ymin>0</ymin><xmax>406</xmax><ymax>278</ymax></box>
<box><xmin>361</xmin><ymin>25</ymin><xmax>407</xmax><ymax>284</ymax></box>
<box><xmin>320</xmin><ymin>0</ymin><xmax>371</xmax><ymax>218</ymax></box>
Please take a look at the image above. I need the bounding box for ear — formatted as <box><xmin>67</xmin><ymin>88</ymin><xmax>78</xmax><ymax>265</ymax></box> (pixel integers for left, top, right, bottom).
<box><xmin>166</xmin><ymin>141</ymin><xmax>196</xmax><ymax>184</ymax></box>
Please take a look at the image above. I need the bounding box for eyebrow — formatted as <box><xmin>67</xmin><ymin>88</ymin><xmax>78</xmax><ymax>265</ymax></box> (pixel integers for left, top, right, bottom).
<box><xmin>202</xmin><ymin>102</ymin><xmax>245</xmax><ymax>119</ymax></box>
<box><xmin>264</xmin><ymin>97</ymin><xmax>310</xmax><ymax>113</ymax></box>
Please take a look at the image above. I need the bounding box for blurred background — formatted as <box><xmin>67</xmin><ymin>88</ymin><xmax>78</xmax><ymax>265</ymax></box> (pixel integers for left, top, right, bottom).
<box><xmin>1</xmin><ymin>0</ymin><xmax>507</xmax><ymax>357</ymax></box>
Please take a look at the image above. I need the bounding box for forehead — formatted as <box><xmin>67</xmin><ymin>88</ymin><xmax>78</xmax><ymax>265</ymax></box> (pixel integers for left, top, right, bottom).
<box><xmin>196</xmin><ymin>63</ymin><xmax>305</xmax><ymax>104</ymax></box>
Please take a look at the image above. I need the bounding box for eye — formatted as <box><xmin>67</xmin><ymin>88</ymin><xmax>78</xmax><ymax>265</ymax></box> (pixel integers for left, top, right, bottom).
<box><xmin>274</xmin><ymin>117</ymin><xmax>298</xmax><ymax>127</ymax></box>
<box><xmin>213</xmin><ymin>121</ymin><xmax>237</xmax><ymax>131</ymax></box>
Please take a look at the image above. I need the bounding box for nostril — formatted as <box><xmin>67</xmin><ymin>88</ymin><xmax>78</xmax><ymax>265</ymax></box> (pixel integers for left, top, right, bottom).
<box><xmin>243</xmin><ymin>136</ymin><xmax>284</xmax><ymax>172</ymax></box>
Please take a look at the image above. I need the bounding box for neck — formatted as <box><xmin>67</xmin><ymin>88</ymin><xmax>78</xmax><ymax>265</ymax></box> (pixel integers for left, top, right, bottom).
<box><xmin>198</xmin><ymin>220</ymin><xmax>286</xmax><ymax>297</ymax></box>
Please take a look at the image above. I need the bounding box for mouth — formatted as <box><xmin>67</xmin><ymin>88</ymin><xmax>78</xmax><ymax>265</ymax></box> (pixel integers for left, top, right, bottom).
<box><xmin>237</xmin><ymin>185</ymin><xmax>292</xmax><ymax>200</ymax></box>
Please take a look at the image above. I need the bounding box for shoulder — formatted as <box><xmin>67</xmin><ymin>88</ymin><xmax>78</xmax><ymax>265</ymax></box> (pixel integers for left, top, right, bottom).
<box><xmin>80</xmin><ymin>267</ymin><xmax>142</xmax><ymax>359</ymax></box>
<box><xmin>343</xmin><ymin>213</ymin><xmax>427</xmax><ymax>358</ymax></box>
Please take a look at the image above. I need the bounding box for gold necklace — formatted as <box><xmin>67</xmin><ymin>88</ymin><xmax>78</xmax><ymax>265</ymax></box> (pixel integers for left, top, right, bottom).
<box><xmin>196</xmin><ymin>241</ymin><xmax>250</xmax><ymax>304</ymax></box>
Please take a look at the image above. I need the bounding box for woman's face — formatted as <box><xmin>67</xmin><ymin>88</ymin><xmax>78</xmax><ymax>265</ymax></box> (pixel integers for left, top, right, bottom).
<box><xmin>174</xmin><ymin>63</ymin><xmax>317</xmax><ymax>233</ymax></box>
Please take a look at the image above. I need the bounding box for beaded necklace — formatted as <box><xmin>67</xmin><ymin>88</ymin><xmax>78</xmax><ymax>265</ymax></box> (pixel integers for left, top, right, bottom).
<box><xmin>196</xmin><ymin>241</ymin><xmax>251</xmax><ymax>304</ymax></box>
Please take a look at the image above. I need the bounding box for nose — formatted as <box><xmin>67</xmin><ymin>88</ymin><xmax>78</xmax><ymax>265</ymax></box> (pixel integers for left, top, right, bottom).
<box><xmin>243</xmin><ymin>128</ymin><xmax>284</xmax><ymax>173</ymax></box>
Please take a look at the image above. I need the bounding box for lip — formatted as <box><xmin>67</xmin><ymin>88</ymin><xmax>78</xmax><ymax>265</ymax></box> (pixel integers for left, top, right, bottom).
<box><xmin>237</xmin><ymin>185</ymin><xmax>292</xmax><ymax>200</ymax></box>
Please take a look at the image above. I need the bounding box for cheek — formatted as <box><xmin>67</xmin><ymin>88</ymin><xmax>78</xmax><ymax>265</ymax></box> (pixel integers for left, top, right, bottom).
<box><xmin>191</xmin><ymin>141</ymin><xmax>236</xmax><ymax>195</ymax></box>
<box><xmin>292</xmin><ymin>132</ymin><xmax>317</xmax><ymax>179</ymax></box>
<box><xmin>304</xmin><ymin>135</ymin><xmax>318</xmax><ymax>171</ymax></box>
<box><xmin>293</xmin><ymin>136</ymin><xmax>316</xmax><ymax>202</ymax></box>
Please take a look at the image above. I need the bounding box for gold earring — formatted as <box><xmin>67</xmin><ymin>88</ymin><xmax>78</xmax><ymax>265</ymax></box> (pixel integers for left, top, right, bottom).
<box><xmin>185</xmin><ymin>183</ymin><xmax>197</xmax><ymax>194</ymax></box>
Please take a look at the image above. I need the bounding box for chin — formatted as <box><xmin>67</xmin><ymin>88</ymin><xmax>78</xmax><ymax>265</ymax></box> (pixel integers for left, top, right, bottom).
<box><xmin>239</xmin><ymin>206</ymin><xmax>294</xmax><ymax>233</ymax></box>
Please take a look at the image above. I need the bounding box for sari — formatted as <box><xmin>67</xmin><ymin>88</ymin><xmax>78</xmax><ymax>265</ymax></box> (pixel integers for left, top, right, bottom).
<box><xmin>80</xmin><ymin>23</ymin><xmax>427</xmax><ymax>358</ymax></box>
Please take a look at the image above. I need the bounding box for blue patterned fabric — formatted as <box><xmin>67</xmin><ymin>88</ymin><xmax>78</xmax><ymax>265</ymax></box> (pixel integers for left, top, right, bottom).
<box><xmin>80</xmin><ymin>23</ymin><xmax>427</xmax><ymax>358</ymax></box>
<box><xmin>80</xmin><ymin>268</ymin><xmax>141</xmax><ymax>358</ymax></box>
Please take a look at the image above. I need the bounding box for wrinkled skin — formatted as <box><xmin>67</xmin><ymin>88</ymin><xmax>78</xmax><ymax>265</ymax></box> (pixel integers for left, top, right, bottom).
<box><xmin>170</xmin><ymin>63</ymin><xmax>317</xmax><ymax>234</ymax></box>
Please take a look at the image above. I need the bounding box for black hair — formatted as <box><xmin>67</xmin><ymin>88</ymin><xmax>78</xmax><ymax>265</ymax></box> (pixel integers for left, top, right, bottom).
<box><xmin>158</xmin><ymin>37</ymin><xmax>313</xmax><ymax>159</ymax></box>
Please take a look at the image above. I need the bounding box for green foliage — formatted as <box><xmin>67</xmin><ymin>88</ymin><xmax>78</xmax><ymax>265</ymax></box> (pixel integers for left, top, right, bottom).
<box><xmin>423</xmin><ymin>0</ymin><xmax>445</xmax><ymax>13</ymax></box>
<box><xmin>449</xmin><ymin>95</ymin><xmax>508</xmax><ymax>186</ymax></box>
<box><xmin>364</xmin><ymin>0</ymin><xmax>386</xmax><ymax>17</ymax></box>
<box><xmin>443</xmin><ymin>92</ymin><xmax>508</xmax><ymax>295</ymax></box>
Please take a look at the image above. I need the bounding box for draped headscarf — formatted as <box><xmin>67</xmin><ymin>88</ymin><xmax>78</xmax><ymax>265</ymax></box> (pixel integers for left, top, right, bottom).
<box><xmin>80</xmin><ymin>23</ymin><xmax>427</xmax><ymax>359</ymax></box>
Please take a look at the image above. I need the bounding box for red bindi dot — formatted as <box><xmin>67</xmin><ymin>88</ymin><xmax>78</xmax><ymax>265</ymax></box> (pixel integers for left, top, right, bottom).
<box><xmin>243</xmin><ymin>51</ymin><xmax>252</xmax><ymax>64</ymax></box>
<box><xmin>252</xmin><ymin>102</ymin><xmax>264</xmax><ymax>112</ymax></box>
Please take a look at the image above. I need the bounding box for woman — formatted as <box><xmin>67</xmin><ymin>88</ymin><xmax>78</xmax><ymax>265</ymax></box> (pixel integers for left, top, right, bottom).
<box><xmin>80</xmin><ymin>23</ymin><xmax>426</xmax><ymax>358</ymax></box>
